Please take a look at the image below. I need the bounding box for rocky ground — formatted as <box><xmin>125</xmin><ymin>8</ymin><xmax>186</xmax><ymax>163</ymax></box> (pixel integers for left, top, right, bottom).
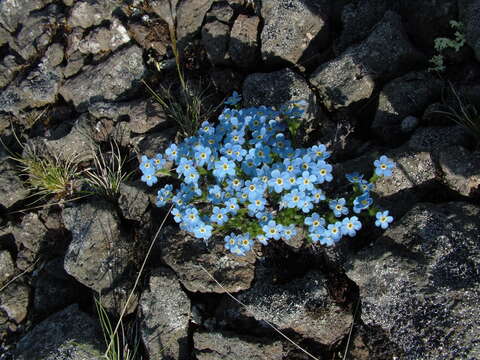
<box><xmin>0</xmin><ymin>0</ymin><xmax>480</xmax><ymax>359</ymax></box>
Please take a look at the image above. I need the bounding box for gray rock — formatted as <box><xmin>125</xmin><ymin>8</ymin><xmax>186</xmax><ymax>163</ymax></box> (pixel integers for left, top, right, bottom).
<box><xmin>337</xmin><ymin>0</ymin><xmax>395</xmax><ymax>52</ymax></box>
<box><xmin>439</xmin><ymin>146</ymin><xmax>480</xmax><ymax>197</ymax></box>
<box><xmin>243</xmin><ymin>68</ymin><xmax>317</xmax><ymax>120</ymax></box>
<box><xmin>0</xmin><ymin>160</ymin><xmax>29</xmax><ymax>209</ymax></box>
<box><xmin>62</xmin><ymin>200</ymin><xmax>132</xmax><ymax>292</ymax></box>
<box><xmin>310</xmin><ymin>11</ymin><xmax>424</xmax><ymax>110</ymax></box>
<box><xmin>345</xmin><ymin>202</ymin><xmax>480</xmax><ymax>359</ymax></box>
<box><xmin>33</xmin><ymin>258</ymin><xmax>81</xmax><ymax>316</ymax></box>
<box><xmin>63</xmin><ymin>51</ymin><xmax>85</xmax><ymax>78</ymax></box>
<box><xmin>206</xmin><ymin>1</ymin><xmax>234</xmax><ymax>24</ymax></box>
<box><xmin>229</xmin><ymin>15</ymin><xmax>260</xmax><ymax>69</ymax></box>
<box><xmin>0</xmin><ymin>0</ymin><xmax>51</xmax><ymax>33</ymax></box>
<box><xmin>202</xmin><ymin>20</ymin><xmax>231</xmax><ymax>66</ymax></box>
<box><xmin>8</xmin><ymin>4</ymin><xmax>63</xmax><ymax>61</ymax></box>
<box><xmin>12</xmin><ymin>213</ymin><xmax>48</xmax><ymax>271</ymax></box>
<box><xmin>139</xmin><ymin>268</ymin><xmax>190</xmax><ymax>360</ymax></box>
<box><xmin>260</xmin><ymin>0</ymin><xmax>330</xmax><ymax>66</ymax></box>
<box><xmin>127</xmin><ymin>22</ymin><xmax>168</xmax><ymax>56</ymax></box>
<box><xmin>176</xmin><ymin>0</ymin><xmax>215</xmax><ymax>50</ymax></box>
<box><xmin>14</xmin><ymin>304</ymin><xmax>105</xmax><ymax>360</ymax></box>
<box><xmin>0</xmin><ymin>55</ymin><xmax>23</xmax><ymax>89</ymax></box>
<box><xmin>371</xmin><ymin>72</ymin><xmax>441</xmax><ymax>143</ymax></box>
<box><xmin>0</xmin><ymin>251</ymin><xmax>15</xmax><ymax>286</ymax></box>
<box><xmin>0</xmin><ymin>282</ymin><xmax>29</xmax><ymax>324</ymax></box>
<box><xmin>44</xmin><ymin>43</ymin><xmax>65</xmax><ymax>67</ymax></box>
<box><xmin>77</xmin><ymin>18</ymin><xmax>131</xmax><ymax>55</ymax></box>
<box><xmin>159</xmin><ymin>228</ymin><xmax>256</xmax><ymax>293</ymax></box>
<box><xmin>460</xmin><ymin>0</ymin><xmax>480</xmax><ymax>62</ymax></box>
<box><xmin>59</xmin><ymin>45</ymin><xmax>145</xmax><ymax>111</ymax></box>
<box><xmin>0</xmin><ymin>61</ymin><xmax>63</xmax><ymax>115</ymax></box>
<box><xmin>194</xmin><ymin>331</ymin><xmax>284</xmax><ymax>360</ymax></box>
<box><xmin>88</xmin><ymin>98</ymin><xmax>167</xmax><ymax>134</ymax></box>
<box><xmin>0</xmin><ymin>24</ymin><xmax>11</xmax><ymax>46</ymax></box>
<box><xmin>134</xmin><ymin>129</ymin><xmax>176</xmax><ymax>159</ymax></box>
<box><xmin>68</xmin><ymin>0</ymin><xmax>117</xmax><ymax>29</ymax></box>
<box><xmin>149</xmin><ymin>0</ymin><xmax>180</xmax><ymax>27</ymax></box>
<box><xmin>118</xmin><ymin>183</ymin><xmax>149</xmax><ymax>221</ymax></box>
<box><xmin>230</xmin><ymin>267</ymin><xmax>353</xmax><ymax>346</ymax></box>
<box><xmin>400</xmin><ymin>115</ymin><xmax>419</xmax><ymax>133</ymax></box>
<box><xmin>408</xmin><ymin>126</ymin><xmax>472</xmax><ymax>153</ymax></box>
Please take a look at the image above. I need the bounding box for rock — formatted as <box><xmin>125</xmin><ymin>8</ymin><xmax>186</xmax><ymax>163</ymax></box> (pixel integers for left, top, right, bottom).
<box><xmin>8</xmin><ymin>4</ymin><xmax>63</xmax><ymax>62</ymax></box>
<box><xmin>206</xmin><ymin>1</ymin><xmax>234</xmax><ymax>24</ymax></box>
<box><xmin>310</xmin><ymin>11</ymin><xmax>424</xmax><ymax>110</ymax></box>
<box><xmin>337</xmin><ymin>0</ymin><xmax>395</xmax><ymax>52</ymax></box>
<box><xmin>400</xmin><ymin>115</ymin><xmax>419</xmax><ymax>133</ymax></box>
<box><xmin>63</xmin><ymin>51</ymin><xmax>85</xmax><ymax>78</ymax></box>
<box><xmin>44</xmin><ymin>113</ymin><xmax>97</xmax><ymax>162</ymax></box>
<box><xmin>149</xmin><ymin>0</ymin><xmax>180</xmax><ymax>26</ymax></box>
<box><xmin>12</xmin><ymin>213</ymin><xmax>49</xmax><ymax>270</ymax></box>
<box><xmin>0</xmin><ymin>55</ymin><xmax>23</xmax><ymax>89</ymax></box>
<box><xmin>44</xmin><ymin>43</ymin><xmax>65</xmax><ymax>67</ymax></box>
<box><xmin>0</xmin><ymin>60</ymin><xmax>63</xmax><ymax>115</ymax></box>
<box><xmin>210</xmin><ymin>67</ymin><xmax>243</xmax><ymax>93</ymax></box>
<box><xmin>33</xmin><ymin>258</ymin><xmax>82</xmax><ymax>316</ymax></box>
<box><xmin>88</xmin><ymin>98</ymin><xmax>167</xmax><ymax>134</ymax></box>
<box><xmin>260</xmin><ymin>0</ymin><xmax>330</xmax><ymax>66</ymax></box>
<box><xmin>0</xmin><ymin>251</ymin><xmax>15</xmax><ymax>286</ymax></box>
<box><xmin>229</xmin><ymin>15</ymin><xmax>260</xmax><ymax>69</ymax></box>
<box><xmin>202</xmin><ymin>20</ymin><xmax>231</xmax><ymax>66</ymax></box>
<box><xmin>0</xmin><ymin>160</ymin><xmax>30</xmax><ymax>209</ymax></box>
<box><xmin>68</xmin><ymin>0</ymin><xmax>117</xmax><ymax>29</ymax></box>
<box><xmin>345</xmin><ymin>202</ymin><xmax>480</xmax><ymax>359</ymax></box>
<box><xmin>59</xmin><ymin>45</ymin><xmax>146</xmax><ymax>111</ymax></box>
<box><xmin>139</xmin><ymin>268</ymin><xmax>190</xmax><ymax>360</ymax></box>
<box><xmin>400</xmin><ymin>0</ymin><xmax>457</xmax><ymax>49</ymax></box>
<box><xmin>0</xmin><ymin>282</ymin><xmax>29</xmax><ymax>325</ymax></box>
<box><xmin>77</xmin><ymin>18</ymin><xmax>131</xmax><ymax>55</ymax></box>
<box><xmin>228</xmin><ymin>266</ymin><xmax>353</xmax><ymax>346</ymax></box>
<box><xmin>159</xmin><ymin>228</ymin><xmax>256</xmax><ymax>293</ymax></box>
<box><xmin>371</xmin><ymin>72</ymin><xmax>442</xmax><ymax>143</ymax></box>
<box><xmin>407</xmin><ymin>126</ymin><xmax>472</xmax><ymax>153</ymax></box>
<box><xmin>194</xmin><ymin>331</ymin><xmax>284</xmax><ymax>360</ymax></box>
<box><xmin>0</xmin><ymin>0</ymin><xmax>51</xmax><ymax>33</ymax></box>
<box><xmin>62</xmin><ymin>200</ymin><xmax>132</xmax><ymax>292</ymax></box>
<box><xmin>242</xmin><ymin>68</ymin><xmax>317</xmax><ymax>119</ymax></box>
<box><xmin>127</xmin><ymin>22</ymin><xmax>168</xmax><ymax>56</ymax></box>
<box><xmin>0</xmin><ymin>24</ymin><xmax>11</xmax><ymax>46</ymax></box>
<box><xmin>118</xmin><ymin>183</ymin><xmax>149</xmax><ymax>221</ymax></box>
<box><xmin>460</xmin><ymin>0</ymin><xmax>480</xmax><ymax>62</ymax></box>
<box><xmin>14</xmin><ymin>304</ymin><xmax>105</xmax><ymax>360</ymax></box>
<box><xmin>438</xmin><ymin>146</ymin><xmax>480</xmax><ymax>197</ymax></box>
<box><xmin>176</xmin><ymin>0</ymin><xmax>215</xmax><ymax>50</ymax></box>
<box><xmin>134</xmin><ymin>129</ymin><xmax>176</xmax><ymax>158</ymax></box>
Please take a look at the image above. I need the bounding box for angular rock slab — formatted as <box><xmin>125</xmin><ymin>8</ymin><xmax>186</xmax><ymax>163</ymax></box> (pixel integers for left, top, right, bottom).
<box><xmin>139</xmin><ymin>268</ymin><xmax>190</xmax><ymax>360</ymax></box>
<box><xmin>231</xmin><ymin>267</ymin><xmax>353</xmax><ymax>346</ymax></box>
<box><xmin>260</xmin><ymin>0</ymin><xmax>330</xmax><ymax>66</ymax></box>
<box><xmin>59</xmin><ymin>45</ymin><xmax>146</xmax><ymax>111</ymax></box>
<box><xmin>62</xmin><ymin>200</ymin><xmax>131</xmax><ymax>292</ymax></box>
<box><xmin>14</xmin><ymin>304</ymin><xmax>105</xmax><ymax>360</ymax></box>
<box><xmin>346</xmin><ymin>202</ymin><xmax>480</xmax><ymax>359</ymax></box>
<box><xmin>0</xmin><ymin>282</ymin><xmax>30</xmax><ymax>325</ymax></box>
<box><xmin>0</xmin><ymin>250</ymin><xmax>15</xmax><ymax>286</ymax></box>
<box><xmin>68</xmin><ymin>0</ymin><xmax>117</xmax><ymax>29</ymax></box>
<box><xmin>0</xmin><ymin>160</ymin><xmax>29</xmax><ymax>209</ymax></box>
<box><xmin>310</xmin><ymin>11</ymin><xmax>423</xmax><ymax>110</ymax></box>
<box><xmin>176</xmin><ymin>0</ymin><xmax>215</xmax><ymax>50</ymax></box>
<box><xmin>229</xmin><ymin>15</ymin><xmax>260</xmax><ymax>69</ymax></box>
<box><xmin>439</xmin><ymin>146</ymin><xmax>480</xmax><ymax>197</ymax></box>
<box><xmin>160</xmin><ymin>228</ymin><xmax>256</xmax><ymax>293</ymax></box>
<box><xmin>194</xmin><ymin>331</ymin><xmax>284</xmax><ymax>360</ymax></box>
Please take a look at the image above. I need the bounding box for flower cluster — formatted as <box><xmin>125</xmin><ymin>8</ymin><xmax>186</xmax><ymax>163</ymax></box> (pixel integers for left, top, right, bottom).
<box><xmin>139</xmin><ymin>92</ymin><xmax>396</xmax><ymax>256</ymax></box>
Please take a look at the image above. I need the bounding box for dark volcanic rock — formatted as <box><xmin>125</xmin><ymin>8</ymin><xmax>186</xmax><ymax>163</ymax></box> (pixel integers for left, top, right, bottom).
<box><xmin>0</xmin><ymin>250</ymin><xmax>15</xmax><ymax>286</ymax></box>
<box><xmin>346</xmin><ymin>202</ymin><xmax>480</xmax><ymax>359</ymax></box>
<box><xmin>202</xmin><ymin>20</ymin><xmax>231</xmax><ymax>66</ymax></box>
<box><xmin>13</xmin><ymin>213</ymin><xmax>49</xmax><ymax>271</ymax></box>
<box><xmin>0</xmin><ymin>160</ymin><xmax>30</xmax><ymax>209</ymax></box>
<box><xmin>260</xmin><ymin>0</ymin><xmax>330</xmax><ymax>66</ymax></box>
<box><xmin>14</xmin><ymin>304</ymin><xmax>105</xmax><ymax>360</ymax></box>
<box><xmin>229</xmin><ymin>15</ymin><xmax>260</xmax><ymax>69</ymax></box>
<box><xmin>194</xmin><ymin>331</ymin><xmax>284</xmax><ymax>360</ymax></box>
<box><xmin>0</xmin><ymin>282</ymin><xmax>29</xmax><ymax>325</ymax></box>
<box><xmin>310</xmin><ymin>11</ymin><xmax>424</xmax><ymax>110</ymax></box>
<box><xmin>139</xmin><ymin>268</ymin><xmax>190</xmax><ymax>360</ymax></box>
<box><xmin>408</xmin><ymin>126</ymin><xmax>472</xmax><ymax>153</ymax></box>
<box><xmin>118</xmin><ymin>183</ymin><xmax>149</xmax><ymax>221</ymax></box>
<box><xmin>0</xmin><ymin>0</ymin><xmax>52</xmax><ymax>33</ymax></box>
<box><xmin>460</xmin><ymin>0</ymin><xmax>480</xmax><ymax>62</ymax></box>
<box><xmin>59</xmin><ymin>45</ymin><xmax>146</xmax><ymax>111</ymax></box>
<box><xmin>68</xmin><ymin>0</ymin><xmax>117</xmax><ymax>29</ymax></box>
<box><xmin>76</xmin><ymin>18</ymin><xmax>131</xmax><ymax>55</ymax></box>
<box><xmin>175</xmin><ymin>0</ymin><xmax>215</xmax><ymax>50</ymax></box>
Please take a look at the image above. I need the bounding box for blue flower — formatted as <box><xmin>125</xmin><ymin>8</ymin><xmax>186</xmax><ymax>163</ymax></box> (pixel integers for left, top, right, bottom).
<box><xmin>326</xmin><ymin>222</ymin><xmax>343</xmax><ymax>241</ymax></box>
<box><xmin>315</xmin><ymin>160</ymin><xmax>333</xmax><ymax>183</ymax></box>
<box><xmin>141</xmin><ymin>173</ymin><xmax>158</xmax><ymax>186</ymax></box>
<box><xmin>211</xmin><ymin>206</ymin><xmax>229</xmax><ymax>225</ymax></box>
<box><xmin>375</xmin><ymin>211</ymin><xmax>394</xmax><ymax>229</ymax></box>
<box><xmin>283</xmin><ymin>189</ymin><xmax>304</xmax><ymax>209</ymax></box>
<box><xmin>358</xmin><ymin>180</ymin><xmax>374</xmax><ymax>193</ymax></box>
<box><xmin>318</xmin><ymin>234</ymin><xmax>335</xmax><ymax>246</ymax></box>
<box><xmin>140</xmin><ymin>155</ymin><xmax>155</xmax><ymax>175</ymax></box>
<box><xmin>305</xmin><ymin>213</ymin><xmax>325</xmax><ymax>232</ymax></box>
<box><xmin>247</xmin><ymin>197</ymin><xmax>266</xmax><ymax>213</ymax></box>
<box><xmin>341</xmin><ymin>216</ymin><xmax>362</xmax><ymax>237</ymax></box>
<box><xmin>345</xmin><ymin>172</ymin><xmax>363</xmax><ymax>183</ymax></box>
<box><xmin>193</xmin><ymin>222</ymin><xmax>213</xmax><ymax>240</ymax></box>
<box><xmin>153</xmin><ymin>154</ymin><xmax>166</xmax><ymax>170</ymax></box>
<box><xmin>298</xmin><ymin>171</ymin><xmax>317</xmax><ymax>192</ymax></box>
<box><xmin>165</xmin><ymin>144</ymin><xmax>180</xmax><ymax>162</ymax></box>
<box><xmin>299</xmin><ymin>196</ymin><xmax>314</xmax><ymax>213</ymax></box>
<box><xmin>374</xmin><ymin>155</ymin><xmax>395</xmax><ymax>177</ymax></box>
<box><xmin>256</xmin><ymin>233</ymin><xmax>268</xmax><ymax>245</ymax></box>
<box><xmin>262</xmin><ymin>220</ymin><xmax>283</xmax><ymax>240</ymax></box>
<box><xmin>225</xmin><ymin>198</ymin><xmax>239</xmax><ymax>214</ymax></box>
<box><xmin>243</xmin><ymin>179</ymin><xmax>265</xmax><ymax>201</ymax></box>
<box><xmin>282</xmin><ymin>225</ymin><xmax>297</xmax><ymax>240</ymax></box>
<box><xmin>329</xmin><ymin>198</ymin><xmax>349</xmax><ymax>217</ymax></box>
<box><xmin>224</xmin><ymin>91</ymin><xmax>242</xmax><ymax>105</ymax></box>
<box><xmin>353</xmin><ymin>192</ymin><xmax>373</xmax><ymax>214</ymax></box>
<box><xmin>171</xmin><ymin>207</ymin><xmax>182</xmax><ymax>223</ymax></box>
<box><xmin>208</xmin><ymin>185</ymin><xmax>224</xmax><ymax>204</ymax></box>
<box><xmin>177</xmin><ymin>158</ymin><xmax>195</xmax><ymax>177</ymax></box>
<box><xmin>194</xmin><ymin>145</ymin><xmax>212</xmax><ymax>167</ymax></box>
<box><xmin>199</xmin><ymin>121</ymin><xmax>215</xmax><ymax>136</ymax></box>
<box><xmin>213</xmin><ymin>157</ymin><xmax>236</xmax><ymax>179</ymax></box>
<box><xmin>184</xmin><ymin>207</ymin><xmax>201</xmax><ymax>227</ymax></box>
<box><xmin>224</xmin><ymin>233</ymin><xmax>238</xmax><ymax>252</ymax></box>
<box><xmin>309</xmin><ymin>144</ymin><xmax>330</xmax><ymax>161</ymax></box>
<box><xmin>310</xmin><ymin>188</ymin><xmax>325</xmax><ymax>203</ymax></box>
<box><xmin>184</xmin><ymin>169</ymin><xmax>200</xmax><ymax>184</ymax></box>
<box><xmin>268</xmin><ymin>169</ymin><xmax>288</xmax><ymax>193</ymax></box>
